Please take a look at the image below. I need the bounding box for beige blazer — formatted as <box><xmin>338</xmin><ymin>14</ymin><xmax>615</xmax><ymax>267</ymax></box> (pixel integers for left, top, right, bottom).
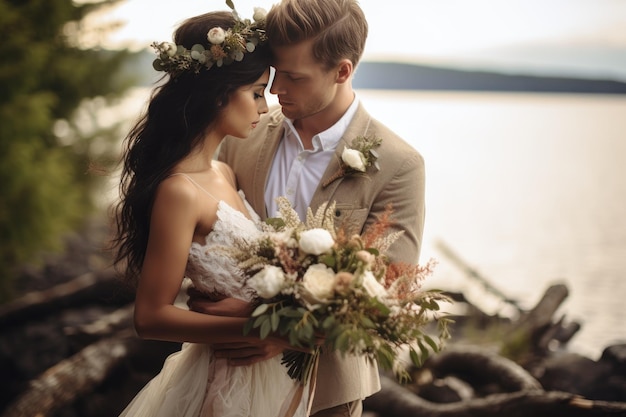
<box><xmin>218</xmin><ymin>103</ymin><xmax>425</xmax><ymax>413</ymax></box>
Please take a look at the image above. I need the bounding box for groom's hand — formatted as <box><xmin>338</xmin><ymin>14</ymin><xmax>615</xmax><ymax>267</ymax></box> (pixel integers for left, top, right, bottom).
<box><xmin>187</xmin><ymin>286</ymin><xmax>253</xmax><ymax>317</ymax></box>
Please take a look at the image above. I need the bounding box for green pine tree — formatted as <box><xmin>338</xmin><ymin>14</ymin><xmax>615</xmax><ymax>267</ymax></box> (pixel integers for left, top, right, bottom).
<box><xmin>0</xmin><ymin>0</ymin><xmax>137</xmax><ymax>302</ymax></box>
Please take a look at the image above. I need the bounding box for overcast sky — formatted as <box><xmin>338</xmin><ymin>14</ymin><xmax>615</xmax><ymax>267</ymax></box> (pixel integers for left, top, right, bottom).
<box><xmin>89</xmin><ymin>0</ymin><xmax>626</xmax><ymax>77</ymax></box>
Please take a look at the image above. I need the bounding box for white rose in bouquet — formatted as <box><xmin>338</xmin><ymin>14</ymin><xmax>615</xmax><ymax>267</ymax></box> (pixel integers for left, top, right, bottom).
<box><xmin>341</xmin><ymin>148</ymin><xmax>366</xmax><ymax>172</ymax></box>
<box><xmin>361</xmin><ymin>270</ymin><xmax>387</xmax><ymax>298</ymax></box>
<box><xmin>301</xmin><ymin>264</ymin><xmax>336</xmax><ymax>304</ymax></box>
<box><xmin>249</xmin><ymin>265</ymin><xmax>287</xmax><ymax>299</ymax></box>
<box><xmin>298</xmin><ymin>228</ymin><xmax>334</xmax><ymax>255</ymax></box>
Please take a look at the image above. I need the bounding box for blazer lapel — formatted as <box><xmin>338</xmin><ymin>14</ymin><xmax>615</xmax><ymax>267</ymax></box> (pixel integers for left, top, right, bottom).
<box><xmin>311</xmin><ymin>103</ymin><xmax>373</xmax><ymax>209</ymax></box>
<box><xmin>252</xmin><ymin>120</ymin><xmax>283</xmax><ymax>218</ymax></box>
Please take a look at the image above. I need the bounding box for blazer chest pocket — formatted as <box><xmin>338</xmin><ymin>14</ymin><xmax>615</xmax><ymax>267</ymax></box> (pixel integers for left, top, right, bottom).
<box><xmin>332</xmin><ymin>206</ymin><xmax>368</xmax><ymax>234</ymax></box>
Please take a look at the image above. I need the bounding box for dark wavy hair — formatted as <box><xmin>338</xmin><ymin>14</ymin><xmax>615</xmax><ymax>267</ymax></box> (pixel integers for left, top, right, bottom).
<box><xmin>112</xmin><ymin>11</ymin><xmax>271</xmax><ymax>287</ymax></box>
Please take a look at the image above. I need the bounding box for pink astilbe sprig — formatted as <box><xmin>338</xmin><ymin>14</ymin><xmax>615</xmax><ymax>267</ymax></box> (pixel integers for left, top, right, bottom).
<box><xmin>384</xmin><ymin>258</ymin><xmax>438</xmax><ymax>299</ymax></box>
<box><xmin>275</xmin><ymin>240</ymin><xmax>306</xmax><ymax>276</ymax></box>
<box><xmin>361</xmin><ymin>203</ymin><xmax>395</xmax><ymax>249</ymax></box>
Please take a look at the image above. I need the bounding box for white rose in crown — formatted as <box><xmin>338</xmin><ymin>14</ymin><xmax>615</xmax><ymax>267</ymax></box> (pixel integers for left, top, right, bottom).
<box><xmin>298</xmin><ymin>228</ymin><xmax>334</xmax><ymax>255</ymax></box>
<box><xmin>207</xmin><ymin>27</ymin><xmax>226</xmax><ymax>45</ymax></box>
<box><xmin>253</xmin><ymin>7</ymin><xmax>267</xmax><ymax>22</ymax></box>
<box><xmin>341</xmin><ymin>148</ymin><xmax>367</xmax><ymax>172</ymax></box>
<box><xmin>361</xmin><ymin>270</ymin><xmax>387</xmax><ymax>298</ymax></box>
<box><xmin>301</xmin><ymin>264</ymin><xmax>336</xmax><ymax>304</ymax></box>
<box><xmin>163</xmin><ymin>42</ymin><xmax>178</xmax><ymax>57</ymax></box>
<box><xmin>248</xmin><ymin>265</ymin><xmax>287</xmax><ymax>298</ymax></box>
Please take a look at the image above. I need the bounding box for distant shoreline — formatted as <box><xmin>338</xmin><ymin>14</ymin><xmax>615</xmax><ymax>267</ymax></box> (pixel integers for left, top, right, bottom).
<box><xmin>353</xmin><ymin>61</ymin><xmax>626</xmax><ymax>95</ymax></box>
<box><xmin>124</xmin><ymin>50</ymin><xmax>626</xmax><ymax>94</ymax></box>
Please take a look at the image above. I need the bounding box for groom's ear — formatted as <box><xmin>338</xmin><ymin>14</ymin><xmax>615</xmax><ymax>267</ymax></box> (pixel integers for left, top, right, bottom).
<box><xmin>335</xmin><ymin>59</ymin><xmax>353</xmax><ymax>84</ymax></box>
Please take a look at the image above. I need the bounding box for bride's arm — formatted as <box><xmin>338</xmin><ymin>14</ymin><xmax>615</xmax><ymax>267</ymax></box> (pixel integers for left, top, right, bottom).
<box><xmin>132</xmin><ymin>178</ymin><xmax>288</xmax><ymax>352</ymax></box>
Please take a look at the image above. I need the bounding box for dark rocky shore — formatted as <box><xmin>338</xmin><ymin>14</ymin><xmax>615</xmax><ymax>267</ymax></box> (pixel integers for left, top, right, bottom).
<box><xmin>1</xmin><ymin>218</ymin><xmax>625</xmax><ymax>417</ymax></box>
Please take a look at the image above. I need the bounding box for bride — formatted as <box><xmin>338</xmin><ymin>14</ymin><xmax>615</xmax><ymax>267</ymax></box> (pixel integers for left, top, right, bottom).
<box><xmin>111</xmin><ymin>6</ymin><xmax>311</xmax><ymax>417</ymax></box>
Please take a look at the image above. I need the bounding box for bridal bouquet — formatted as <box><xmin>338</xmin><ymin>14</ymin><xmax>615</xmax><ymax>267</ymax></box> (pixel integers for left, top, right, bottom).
<box><xmin>224</xmin><ymin>197</ymin><xmax>451</xmax><ymax>384</ymax></box>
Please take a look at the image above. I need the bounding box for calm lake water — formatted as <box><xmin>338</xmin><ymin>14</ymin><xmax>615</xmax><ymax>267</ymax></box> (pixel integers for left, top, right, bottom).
<box><xmin>356</xmin><ymin>90</ymin><xmax>626</xmax><ymax>359</ymax></box>
<box><xmin>113</xmin><ymin>88</ymin><xmax>626</xmax><ymax>359</ymax></box>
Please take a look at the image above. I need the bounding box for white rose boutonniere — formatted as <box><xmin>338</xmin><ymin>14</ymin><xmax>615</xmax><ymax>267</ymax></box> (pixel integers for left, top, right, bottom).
<box><xmin>341</xmin><ymin>148</ymin><xmax>367</xmax><ymax>172</ymax></box>
<box><xmin>323</xmin><ymin>135</ymin><xmax>383</xmax><ymax>187</ymax></box>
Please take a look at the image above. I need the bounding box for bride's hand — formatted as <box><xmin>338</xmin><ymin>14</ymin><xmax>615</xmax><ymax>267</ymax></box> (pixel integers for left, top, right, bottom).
<box><xmin>213</xmin><ymin>337</ymin><xmax>316</xmax><ymax>366</ymax></box>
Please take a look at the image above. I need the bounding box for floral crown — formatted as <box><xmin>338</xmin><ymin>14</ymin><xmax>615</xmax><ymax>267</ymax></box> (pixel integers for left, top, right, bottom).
<box><xmin>152</xmin><ymin>0</ymin><xmax>268</xmax><ymax>76</ymax></box>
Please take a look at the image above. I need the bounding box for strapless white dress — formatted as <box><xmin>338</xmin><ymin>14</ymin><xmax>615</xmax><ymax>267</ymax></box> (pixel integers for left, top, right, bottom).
<box><xmin>118</xmin><ymin>195</ymin><xmax>310</xmax><ymax>417</ymax></box>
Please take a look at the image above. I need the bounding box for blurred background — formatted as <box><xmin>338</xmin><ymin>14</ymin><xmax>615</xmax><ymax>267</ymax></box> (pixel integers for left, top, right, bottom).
<box><xmin>1</xmin><ymin>0</ymin><xmax>625</xmax><ymax>405</ymax></box>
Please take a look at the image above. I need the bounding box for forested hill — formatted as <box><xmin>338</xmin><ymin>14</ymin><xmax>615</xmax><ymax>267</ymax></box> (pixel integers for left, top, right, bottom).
<box><xmin>126</xmin><ymin>50</ymin><xmax>626</xmax><ymax>94</ymax></box>
<box><xmin>352</xmin><ymin>61</ymin><xmax>626</xmax><ymax>94</ymax></box>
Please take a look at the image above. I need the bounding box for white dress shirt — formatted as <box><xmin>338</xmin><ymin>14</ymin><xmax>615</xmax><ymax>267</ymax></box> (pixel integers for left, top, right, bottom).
<box><xmin>265</xmin><ymin>97</ymin><xmax>360</xmax><ymax>221</ymax></box>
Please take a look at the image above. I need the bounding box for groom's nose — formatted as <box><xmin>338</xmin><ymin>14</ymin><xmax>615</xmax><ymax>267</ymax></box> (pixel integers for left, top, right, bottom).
<box><xmin>269</xmin><ymin>73</ymin><xmax>286</xmax><ymax>95</ymax></box>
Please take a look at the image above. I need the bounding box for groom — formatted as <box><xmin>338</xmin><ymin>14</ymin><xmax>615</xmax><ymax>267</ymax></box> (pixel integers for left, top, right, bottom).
<box><xmin>192</xmin><ymin>0</ymin><xmax>425</xmax><ymax>416</ymax></box>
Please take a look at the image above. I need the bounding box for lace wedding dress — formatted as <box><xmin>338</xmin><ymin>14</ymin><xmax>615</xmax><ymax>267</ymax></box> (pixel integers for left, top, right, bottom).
<box><xmin>118</xmin><ymin>192</ymin><xmax>310</xmax><ymax>417</ymax></box>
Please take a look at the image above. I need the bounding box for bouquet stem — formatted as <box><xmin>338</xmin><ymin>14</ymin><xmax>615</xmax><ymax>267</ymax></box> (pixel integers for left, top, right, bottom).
<box><xmin>281</xmin><ymin>348</ymin><xmax>320</xmax><ymax>384</ymax></box>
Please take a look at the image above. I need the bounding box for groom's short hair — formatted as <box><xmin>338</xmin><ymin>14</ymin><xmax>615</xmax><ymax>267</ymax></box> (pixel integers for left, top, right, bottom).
<box><xmin>266</xmin><ymin>0</ymin><xmax>368</xmax><ymax>69</ymax></box>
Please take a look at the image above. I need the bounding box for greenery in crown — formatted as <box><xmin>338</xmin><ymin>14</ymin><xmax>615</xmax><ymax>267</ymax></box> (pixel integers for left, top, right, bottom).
<box><xmin>152</xmin><ymin>0</ymin><xmax>268</xmax><ymax>75</ymax></box>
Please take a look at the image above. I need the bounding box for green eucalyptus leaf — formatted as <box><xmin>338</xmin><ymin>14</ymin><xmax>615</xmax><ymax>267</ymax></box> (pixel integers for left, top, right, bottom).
<box><xmin>360</xmin><ymin>316</ymin><xmax>376</xmax><ymax>329</ymax></box>
<box><xmin>302</xmin><ymin>322</ymin><xmax>314</xmax><ymax>340</ymax></box>
<box><xmin>243</xmin><ymin>319</ymin><xmax>255</xmax><ymax>335</ymax></box>
<box><xmin>281</xmin><ymin>309</ymin><xmax>303</xmax><ymax>318</ymax></box>
<box><xmin>418</xmin><ymin>340</ymin><xmax>430</xmax><ymax>360</ymax></box>
<box><xmin>424</xmin><ymin>334</ymin><xmax>439</xmax><ymax>352</ymax></box>
<box><xmin>191</xmin><ymin>44</ymin><xmax>205</xmax><ymax>53</ymax></box>
<box><xmin>322</xmin><ymin>315</ymin><xmax>335</xmax><ymax>330</ymax></box>
<box><xmin>252</xmin><ymin>303</ymin><xmax>269</xmax><ymax>317</ymax></box>
<box><xmin>264</xmin><ymin>217</ymin><xmax>285</xmax><ymax>230</ymax></box>
<box><xmin>260</xmin><ymin>318</ymin><xmax>272</xmax><ymax>339</ymax></box>
<box><xmin>409</xmin><ymin>347</ymin><xmax>421</xmax><ymax>367</ymax></box>
<box><xmin>335</xmin><ymin>331</ymin><xmax>349</xmax><ymax>351</ymax></box>
<box><xmin>253</xmin><ymin>314</ymin><xmax>267</xmax><ymax>328</ymax></box>
<box><xmin>270</xmin><ymin>312</ymin><xmax>280</xmax><ymax>331</ymax></box>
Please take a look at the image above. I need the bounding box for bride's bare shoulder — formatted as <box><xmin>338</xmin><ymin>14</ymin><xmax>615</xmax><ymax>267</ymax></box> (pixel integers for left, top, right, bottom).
<box><xmin>213</xmin><ymin>161</ymin><xmax>237</xmax><ymax>188</ymax></box>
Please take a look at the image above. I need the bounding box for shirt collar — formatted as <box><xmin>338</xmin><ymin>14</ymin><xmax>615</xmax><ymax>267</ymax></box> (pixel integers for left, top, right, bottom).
<box><xmin>283</xmin><ymin>95</ymin><xmax>360</xmax><ymax>151</ymax></box>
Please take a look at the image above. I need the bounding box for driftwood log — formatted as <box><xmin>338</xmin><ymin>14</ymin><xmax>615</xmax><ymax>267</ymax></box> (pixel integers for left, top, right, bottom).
<box><xmin>1</xmin><ymin>331</ymin><xmax>140</xmax><ymax>417</ymax></box>
<box><xmin>366</xmin><ymin>374</ymin><xmax>626</xmax><ymax>417</ymax></box>
<box><xmin>0</xmin><ymin>268</ymin><xmax>132</xmax><ymax>329</ymax></box>
<box><xmin>365</xmin><ymin>347</ymin><xmax>626</xmax><ymax>416</ymax></box>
